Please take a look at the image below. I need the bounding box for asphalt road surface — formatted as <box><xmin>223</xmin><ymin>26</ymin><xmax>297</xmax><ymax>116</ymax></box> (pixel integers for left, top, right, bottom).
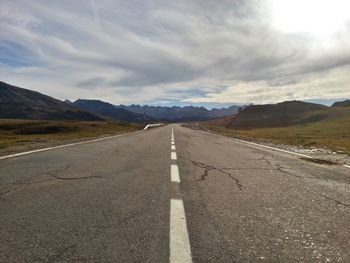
<box><xmin>0</xmin><ymin>124</ymin><xmax>349</xmax><ymax>262</ymax></box>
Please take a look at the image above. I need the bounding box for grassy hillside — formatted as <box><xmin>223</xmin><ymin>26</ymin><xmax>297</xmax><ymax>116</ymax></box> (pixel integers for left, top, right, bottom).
<box><xmin>219</xmin><ymin>101</ymin><xmax>328</xmax><ymax>129</ymax></box>
<box><xmin>0</xmin><ymin>119</ymin><xmax>141</xmax><ymax>155</ymax></box>
<box><xmin>205</xmin><ymin>105</ymin><xmax>350</xmax><ymax>154</ymax></box>
<box><xmin>0</xmin><ymin>81</ymin><xmax>102</xmax><ymax>121</ymax></box>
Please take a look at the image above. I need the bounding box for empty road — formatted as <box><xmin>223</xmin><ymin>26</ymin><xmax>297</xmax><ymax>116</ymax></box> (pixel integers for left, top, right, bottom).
<box><xmin>0</xmin><ymin>124</ymin><xmax>349</xmax><ymax>262</ymax></box>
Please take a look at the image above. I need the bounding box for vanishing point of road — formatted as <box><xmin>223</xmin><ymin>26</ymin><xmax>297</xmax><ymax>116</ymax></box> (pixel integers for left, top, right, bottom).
<box><xmin>0</xmin><ymin>124</ymin><xmax>349</xmax><ymax>262</ymax></box>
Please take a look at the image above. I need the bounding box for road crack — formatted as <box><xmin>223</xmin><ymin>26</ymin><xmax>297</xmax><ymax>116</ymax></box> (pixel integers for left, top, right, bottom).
<box><xmin>305</xmin><ymin>190</ymin><xmax>350</xmax><ymax>208</ymax></box>
<box><xmin>0</xmin><ymin>167</ymin><xmax>104</xmax><ymax>199</ymax></box>
<box><xmin>50</xmin><ymin>174</ymin><xmax>103</xmax><ymax>180</ymax></box>
<box><xmin>257</xmin><ymin>154</ymin><xmax>304</xmax><ymax>178</ymax></box>
<box><xmin>275</xmin><ymin>163</ymin><xmax>302</xmax><ymax>178</ymax></box>
<box><xmin>191</xmin><ymin>160</ymin><xmax>243</xmax><ymax>191</ymax></box>
<box><xmin>189</xmin><ymin>154</ymin><xmax>306</xmax><ymax>190</ymax></box>
<box><xmin>258</xmin><ymin>154</ymin><xmax>275</xmax><ymax>167</ymax></box>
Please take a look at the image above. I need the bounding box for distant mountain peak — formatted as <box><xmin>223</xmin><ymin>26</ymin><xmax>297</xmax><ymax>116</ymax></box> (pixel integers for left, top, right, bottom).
<box><xmin>332</xmin><ymin>99</ymin><xmax>350</xmax><ymax>107</ymax></box>
<box><xmin>73</xmin><ymin>99</ymin><xmax>153</xmax><ymax>123</ymax></box>
<box><xmin>117</xmin><ymin>104</ymin><xmax>244</xmax><ymax>121</ymax></box>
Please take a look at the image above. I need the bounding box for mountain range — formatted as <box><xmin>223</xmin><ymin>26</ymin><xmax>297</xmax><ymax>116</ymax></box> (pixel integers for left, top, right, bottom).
<box><xmin>1</xmin><ymin>81</ymin><xmax>349</xmax><ymax>125</ymax></box>
<box><xmin>71</xmin><ymin>99</ymin><xmax>153</xmax><ymax>123</ymax></box>
<box><xmin>0</xmin><ymin>81</ymin><xmax>243</xmax><ymax>122</ymax></box>
<box><xmin>116</xmin><ymin>104</ymin><xmax>243</xmax><ymax>122</ymax></box>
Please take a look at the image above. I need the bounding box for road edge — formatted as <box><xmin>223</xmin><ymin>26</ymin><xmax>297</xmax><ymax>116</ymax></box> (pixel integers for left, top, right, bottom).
<box><xmin>0</xmin><ymin>129</ymin><xmax>144</xmax><ymax>161</ymax></box>
<box><xmin>184</xmin><ymin>125</ymin><xmax>350</xmax><ymax>170</ymax></box>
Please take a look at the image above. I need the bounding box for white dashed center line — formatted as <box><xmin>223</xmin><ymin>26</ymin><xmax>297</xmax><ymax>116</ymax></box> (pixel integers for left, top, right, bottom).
<box><xmin>171</xmin><ymin>164</ymin><xmax>180</xmax><ymax>183</ymax></box>
<box><xmin>169</xmin><ymin>126</ymin><xmax>192</xmax><ymax>263</ymax></box>
<box><xmin>170</xmin><ymin>199</ymin><xmax>192</xmax><ymax>263</ymax></box>
<box><xmin>171</xmin><ymin>152</ymin><xmax>177</xmax><ymax>160</ymax></box>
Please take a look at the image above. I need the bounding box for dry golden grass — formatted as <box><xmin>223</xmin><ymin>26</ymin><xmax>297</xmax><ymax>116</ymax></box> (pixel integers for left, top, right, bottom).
<box><xmin>0</xmin><ymin>119</ymin><xmax>142</xmax><ymax>154</ymax></box>
<box><xmin>205</xmin><ymin>109</ymin><xmax>350</xmax><ymax>154</ymax></box>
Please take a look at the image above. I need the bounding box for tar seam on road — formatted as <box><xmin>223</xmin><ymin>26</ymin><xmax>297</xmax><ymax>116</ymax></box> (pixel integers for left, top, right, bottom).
<box><xmin>170</xmin><ymin>199</ymin><xmax>193</xmax><ymax>263</ymax></box>
<box><xmin>0</xmin><ymin>130</ymin><xmax>144</xmax><ymax>161</ymax></box>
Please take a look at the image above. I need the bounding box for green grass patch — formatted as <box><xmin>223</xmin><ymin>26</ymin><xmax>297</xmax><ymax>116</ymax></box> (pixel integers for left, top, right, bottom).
<box><xmin>0</xmin><ymin>143</ymin><xmax>9</xmax><ymax>149</ymax></box>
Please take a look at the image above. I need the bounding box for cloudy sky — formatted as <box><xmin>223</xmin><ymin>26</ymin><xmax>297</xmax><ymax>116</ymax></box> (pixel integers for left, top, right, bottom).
<box><xmin>1</xmin><ymin>0</ymin><xmax>350</xmax><ymax>107</ymax></box>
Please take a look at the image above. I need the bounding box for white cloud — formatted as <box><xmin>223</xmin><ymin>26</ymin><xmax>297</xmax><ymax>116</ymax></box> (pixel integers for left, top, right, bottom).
<box><xmin>185</xmin><ymin>65</ymin><xmax>350</xmax><ymax>104</ymax></box>
<box><xmin>0</xmin><ymin>0</ymin><xmax>349</xmax><ymax>105</ymax></box>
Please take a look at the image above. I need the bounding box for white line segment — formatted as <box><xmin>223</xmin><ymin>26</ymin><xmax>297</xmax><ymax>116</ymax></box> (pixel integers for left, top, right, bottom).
<box><xmin>171</xmin><ymin>141</ymin><xmax>175</xmax><ymax>145</ymax></box>
<box><xmin>171</xmin><ymin>145</ymin><xmax>176</xmax><ymax>150</ymax></box>
<box><xmin>227</xmin><ymin>137</ymin><xmax>311</xmax><ymax>158</ymax></box>
<box><xmin>171</xmin><ymin>164</ymin><xmax>180</xmax><ymax>183</ymax></box>
<box><xmin>144</xmin><ymin>123</ymin><xmax>164</xmax><ymax>130</ymax></box>
<box><xmin>230</xmin><ymin>138</ymin><xmax>350</xmax><ymax>170</ymax></box>
<box><xmin>171</xmin><ymin>152</ymin><xmax>177</xmax><ymax>160</ymax></box>
<box><xmin>202</xmin><ymin>129</ymin><xmax>350</xmax><ymax>170</ymax></box>
<box><xmin>170</xmin><ymin>199</ymin><xmax>192</xmax><ymax>263</ymax></box>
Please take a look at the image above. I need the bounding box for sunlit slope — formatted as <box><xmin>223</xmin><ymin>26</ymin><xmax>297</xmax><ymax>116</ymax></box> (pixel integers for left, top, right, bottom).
<box><xmin>205</xmin><ymin>101</ymin><xmax>350</xmax><ymax>153</ymax></box>
<box><xmin>216</xmin><ymin>101</ymin><xmax>328</xmax><ymax>128</ymax></box>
